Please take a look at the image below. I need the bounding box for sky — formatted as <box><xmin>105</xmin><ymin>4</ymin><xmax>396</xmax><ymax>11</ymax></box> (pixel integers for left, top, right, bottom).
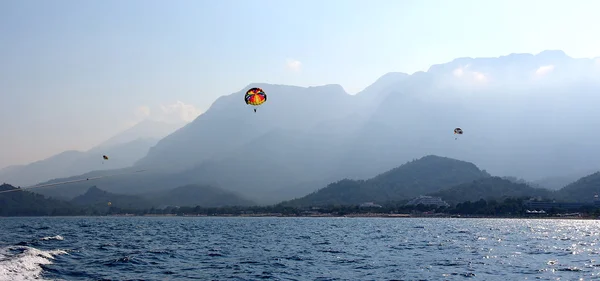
<box><xmin>1</xmin><ymin>0</ymin><xmax>600</xmax><ymax>169</ymax></box>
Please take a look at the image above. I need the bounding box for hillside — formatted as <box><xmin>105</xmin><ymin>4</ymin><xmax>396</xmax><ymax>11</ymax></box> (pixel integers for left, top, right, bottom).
<box><xmin>0</xmin><ymin>184</ymin><xmax>81</xmax><ymax>216</ymax></box>
<box><xmin>0</xmin><ymin>120</ymin><xmax>183</xmax><ymax>187</ymax></box>
<box><xmin>280</xmin><ymin>155</ymin><xmax>491</xmax><ymax>207</ymax></box>
<box><xmin>31</xmin><ymin>167</ymin><xmax>171</xmax><ymax>200</ymax></box>
<box><xmin>556</xmin><ymin>172</ymin><xmax>600</xmax><ymax>202</ymax></box>
<box><xmin>135</xmin><ymin>83</ymin><xmax>362</xmax><ymax>171</ymax></box>
<box><xmin>145</xmin><ymin>184</ymin><xmax>255</xmax><ymax>207</ymax></box>
<box><xmin>29</xmin><ymin>50</ymin><xmax>600</xmax><ymax>204</ymax></box>
<box><xmin>71</xmin><ymin>186</ymin><xmax>152</xmax><ymax>209</ymax></box>
<box><xmin>33</xmin><ymin>172</ymin><xmax>255</xmax><ymax>208</ymax></box>
<box><xmin>429</xmin><ymin>177</ymin><xmax>553</xmax><ymax>204</ymax></box>
<box><xmin>0</xmin><ymin>150</ymin><xmax>86</xmax><ymax>187</ymax></box>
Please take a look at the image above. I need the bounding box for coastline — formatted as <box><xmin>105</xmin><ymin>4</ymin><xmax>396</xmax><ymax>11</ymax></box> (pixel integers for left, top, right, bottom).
<box><xmin>0</xmin><ymin>215</ymin><xmax>593</xmax><ymax>220</ymax></box>
<box><xmin>109</xmin><ymin>213</ymin><xmax>597</xmax><ymax>220</ymax></box>
<box><xmin>1</xmin><ymin>212</ymin><xmax>595</xmax><ymax>220</ymax></box>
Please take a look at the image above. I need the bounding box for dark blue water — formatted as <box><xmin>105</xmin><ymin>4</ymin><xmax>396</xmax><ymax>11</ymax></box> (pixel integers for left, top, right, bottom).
<box><xmin>0</xmin><ymin>217</ymin><xmax>598</xmax><ymax>280</ymax></box>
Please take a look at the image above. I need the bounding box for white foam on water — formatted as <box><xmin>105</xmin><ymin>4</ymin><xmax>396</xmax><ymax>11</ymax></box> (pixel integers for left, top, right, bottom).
<box><xmin>40</xmin><ymin>235</ymin><xmax>64</xmax><ymax>241</ymax></box>
<box><xmin>0</xmin><ymin>246</ymin><xmax>67</xmax><ymax>281</ymax></box>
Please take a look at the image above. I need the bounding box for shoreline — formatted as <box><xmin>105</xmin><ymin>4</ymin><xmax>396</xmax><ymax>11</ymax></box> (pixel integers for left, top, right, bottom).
<box><xmin>0</xmin><ymin>213</ymin><xmax>595</xmax><ymax>220</ymax></box>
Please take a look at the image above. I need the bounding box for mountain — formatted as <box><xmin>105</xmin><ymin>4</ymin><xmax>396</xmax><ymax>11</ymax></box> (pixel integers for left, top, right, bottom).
<box><xmin>429</xmin><ymin>177</ymin><xmax>553</xmax><ymax>204</ymax></box>
<box><xmin>71</xmin><ymin>186</ymin><xmax>152</xmax><ymax>209</ymax></box>
<box><xmin>95</xmin><ymin>120</ymin><xmax>186</xmax><ymax>149</ymax></box>
<box><xmin>280</xmin><ymin>155</ymin><xmax>491</xmax><ymax>207</ymax></box>
<box><xmin>532</xmin><ymin>169</ymin><xmax>598</xmax><ymax>190</ymax></box>
<box><xmin>354</xmin><ymin>72</ymin><xmax>409</xmax><ymax>114</ymax></box>
<box><xmin>134</xmin><ymin>84</ymin><xmax>361</xmax><ymax>171</ymax></box>
<box><xmin>0</xmin><ymin>150</ymin><xmax>86</xmax><ymax>187</ymax></box>
<box><xmin>30</xmin><ymin>167</ymin><xmax>171</xmax><ymax>200</ymax></box>
<box><xmin>0</xmin><ymin>165</ymin><xmax>26</xmax><ymax>179</ymax></box>
<box><xmin>30</xmin><ymin>50</ymin><xmax>600</xmax><ymax>204</ymax></box>
<box><xmin>0</xmin><ymin>138</ymin><xmax>158</xmax><ymax>187</ymax></box>
<box><xmin>0</xmin><ymin>120</ymin><xmax>184</xmax><ymax>187</ymax></box>
<box><xmin>144</xmin><ymin>184</ymin><xmax>255</xmax><ymax>207</ymax></box>
<box><xmin>0</xmin><ymin>184</ymin><xmax>81</xmax><ymax>216</ymax></box>
<box><xmin>340</xmin><ymin>51</ymin><xmax>600</xmax><ymax>182</ymax></box>
<box><xmin>555</xmin><ymin>172</ymin><xmax>600</xmax><ymax>202</ymax></box>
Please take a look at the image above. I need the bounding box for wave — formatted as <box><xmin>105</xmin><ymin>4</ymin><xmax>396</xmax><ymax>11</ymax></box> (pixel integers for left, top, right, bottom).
<box><xmin>40</xmin><ymin>235</ymin><xmax>64</xmax><ymax>241</ymax></box>
<box><xmin>0</xmin><ymin>246</ymin><xmax>67</xmax><ymax>281</ymax></box>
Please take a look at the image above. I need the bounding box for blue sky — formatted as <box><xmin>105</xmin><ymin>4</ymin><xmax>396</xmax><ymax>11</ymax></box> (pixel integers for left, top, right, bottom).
<box><xmin>1</xmin><ymin>0</ymin><xmax>599</xmax><ymax>168</ymax></box>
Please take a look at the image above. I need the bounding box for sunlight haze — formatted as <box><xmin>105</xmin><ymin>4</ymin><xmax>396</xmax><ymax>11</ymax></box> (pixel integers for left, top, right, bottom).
<box><xmin>1</xmin><ymin>0</ymin><xmax>599</xmax><ymax>169</ymax></box>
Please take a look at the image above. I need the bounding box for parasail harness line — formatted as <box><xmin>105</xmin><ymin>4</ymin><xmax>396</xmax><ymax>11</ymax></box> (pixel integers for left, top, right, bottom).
<box><xmin>0</xmin><ymin>169</ymin><xmax>148</xmax><ymax>194</ymax></box>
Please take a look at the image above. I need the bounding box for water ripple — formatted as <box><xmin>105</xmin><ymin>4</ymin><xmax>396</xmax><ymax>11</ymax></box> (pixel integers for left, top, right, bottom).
<box><xmin>1</xmin><ymin>217</ymin><xmax>600</xmax><ymax>280</ymax></box>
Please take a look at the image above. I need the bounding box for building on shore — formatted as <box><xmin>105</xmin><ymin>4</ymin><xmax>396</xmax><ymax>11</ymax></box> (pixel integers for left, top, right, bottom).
<box><xmin>405</xmin><ymin>196</ymin><xmax>450</xmax><ymax>208</ymax></box>
<box><xmin>359</xmin><ymin>202</ymin><xmax>382</xmax><ymax>208</ymax></box>
<box><xmin>523</xmin><ymin>195</ymin><xmax>600</xmax><ymax>211</ymax></box>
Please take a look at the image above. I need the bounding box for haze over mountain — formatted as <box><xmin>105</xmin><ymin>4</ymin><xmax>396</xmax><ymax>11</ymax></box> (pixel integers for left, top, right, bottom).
<box><xmin>71</xmin><ymin>186</ymin><xmax>151</xmax><ymax>210</ymax></box>
<box><xmin>95</xmin><ymin>120</ymin><xmax>187</xmax><ymax>149</ymax></box>
<box><xmin>556</xmin><ymin>172</ymin><xmax>600</xmax><ymax>202</ymax></box>
<box><xmin>143</xmin><ymin>184</ymin><xmax>255</xmax><ymax>208</ymax></box>
<box><xmin>0</xmin><ymin>120</ymin><xmax>184</xmax><ymax>187</ymax></box>
<box><xmin>531</xmin><ymin>170</ymin><xmax>599</xmax><ymax>191</ymax></box>
<box><xmin>29</xmin><ymin>50</ymin><xmax>600</xmax><ymax>204</ymax></box>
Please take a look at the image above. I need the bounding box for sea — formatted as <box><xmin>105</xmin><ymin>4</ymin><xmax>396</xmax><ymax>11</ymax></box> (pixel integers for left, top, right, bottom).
<box><xmin>0</xmin><ymin>217</ymin><xmax>598</xmax><ymax>281</ymax></box>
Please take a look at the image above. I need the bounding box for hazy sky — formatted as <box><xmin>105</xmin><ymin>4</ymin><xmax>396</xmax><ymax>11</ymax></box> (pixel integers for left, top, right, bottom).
<box><xmin>1</xmin><ymin>0</ymin><xmax>599</xmax><ymax>169</ymax></box>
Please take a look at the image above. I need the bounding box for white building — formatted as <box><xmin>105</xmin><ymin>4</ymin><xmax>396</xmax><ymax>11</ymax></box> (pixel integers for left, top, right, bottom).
<box><xmin>405</xmin><ymin>196</ymin><xmax>449</xmax><ymax>207</ymax></box>
<box><xmin>359</xmin><ymin>202</ymin><xmax>382</xmax><ymax>208</ymax></box>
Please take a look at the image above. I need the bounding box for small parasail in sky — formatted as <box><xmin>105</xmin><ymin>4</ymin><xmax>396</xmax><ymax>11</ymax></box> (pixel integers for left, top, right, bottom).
<box><xmin>454</xmin><ymin>128</ymin><xmax>463</xmax><ymax>140</ymax></box>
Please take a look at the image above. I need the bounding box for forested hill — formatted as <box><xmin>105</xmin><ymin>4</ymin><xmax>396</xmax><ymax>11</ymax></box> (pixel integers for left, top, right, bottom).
<box><xmin>0</xmin><ymin>184</ymin><xmax>81</xmax><ymax>216</ymax></box>
<box><xmin>429</xmin><ymin>177</ymin><xmax>553</xmax><ymax>204</ymax></box>
<box><xmin>280</xmin><ymin>155</ymin><xmax>491</xmax><ymax>207</ymax></box>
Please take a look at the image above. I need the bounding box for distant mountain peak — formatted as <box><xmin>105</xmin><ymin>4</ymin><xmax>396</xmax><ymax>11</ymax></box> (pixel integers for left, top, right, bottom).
<box><xmin>427</xmin><ymin>49</ymin><xmax>573</xmax><ymax>74</ymax></box>
<box><xmin>536</xmin><ymin>50</ymin><xmax>569</xmax><ymax>59</ymax></box>
<box><xmin>373</xmin><ymin>154</ymin><xmax>488</xmax><ymax>181</ymax></box>
<box><xmin>421</xmin><ymin>155</ymin><xmax>446</xmax><ymax>159</ymax></box>
<box><xmin>95</xmin><ymin>119</ymin><xmax>185</xmax><ymax>149</ymax></box>
<box><xmin>419</xmin><ymin>155</ymin><xmax>474</xmax><ymax>163</ymax></box>
<box><xmin>380</xmin><ymin>71</ymin><xmax>409</xmax><ymax>78</ymax></box>
<box><xmin>308</xmin><ymin>84</ymin><xmax>347</xmax><ymax>93</ymax></box>
<box><xmin>406</xmin><ymin>154</ymin><xmax>469</xmax><ymax>164</ymax></box>
<box><xmin>244</xmin><ymin>82</ymin><xmax>298</xmax><ymax>90</ymax></box>
<box><xmin>355</xmin><ymin>72</ymin><xmax>409</xmax><ymax>100</ymax></box>
<box><xmin>241</xmin><ymin>83</ymin><xmax>347</xmax><ymax>95</ymax></box>
<box><xmin>371</xmin><ymin>72</ymin><xmax>409</xmax><ymax>85</ymax></box>
<box><xmin>0</xmin><ymin>136</ymin><xmax>163</xmax><ymax>187</ymax></box>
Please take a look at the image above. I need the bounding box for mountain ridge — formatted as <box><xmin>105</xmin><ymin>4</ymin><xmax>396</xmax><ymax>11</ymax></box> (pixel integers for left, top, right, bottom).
<box><xmin>0</xmin><ymin>120</ymin><xmax>184</xmax><ymax>187</ymax></box>
<box><xmin>22</xmin><ymin>50</ymin><xmax>600</xmax><ymax>204</ymax></box>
